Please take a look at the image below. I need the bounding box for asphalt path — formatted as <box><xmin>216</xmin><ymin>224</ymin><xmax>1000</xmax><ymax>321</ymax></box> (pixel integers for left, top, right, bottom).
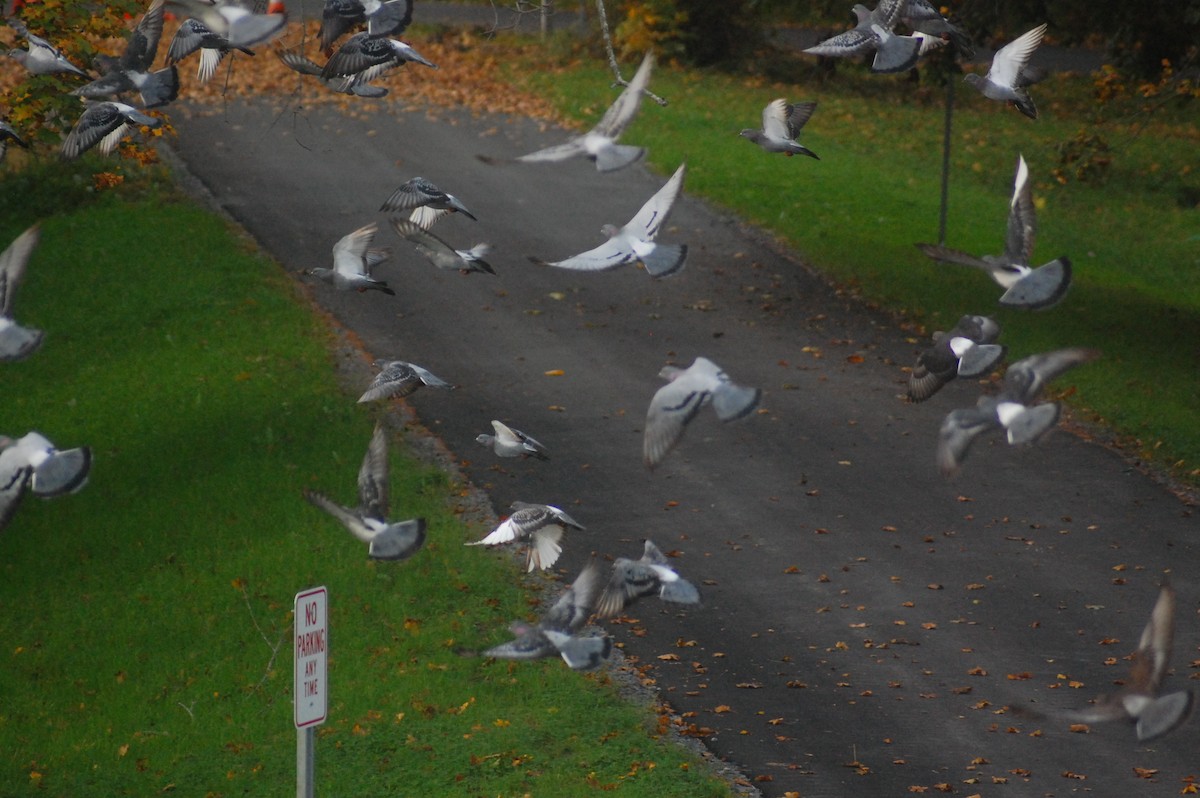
<box><xmin>169</xmin><ymin>87</ymin><xmax>1197</xmax><ymax>796</ymax></box>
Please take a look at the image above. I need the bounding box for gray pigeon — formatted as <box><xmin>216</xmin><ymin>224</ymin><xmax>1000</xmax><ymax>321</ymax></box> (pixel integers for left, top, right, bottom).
<box><xmin>466</xmin><ymin>501</ymin><xmax>584</xmax><ymax>572</ymax></box>
<box><xmin>511</xmin><ymin>52</ymin><xmax>654</xmax><ymax>172</ymax></box>
<box><xmin>0</xmin><ymin>432</ymin><xmax>91</xmax><ymax>532</ymax></box>
<box><xmin>318</xmin><ymin>0</ymin><xmax>414</xmax><ymax>56</ymax></box>
<box><xmin>306</xmin><ymin>222</ymin><xmax>394</xmax><ymax>295</ymax></box>
<box><xmin>303</xmin><ymin>422</ymin><xmax>425</xmax><ymax>560</ymax></box>
<box><xmin>276</xmin><ymin>49</ymin><xmax>388</xmax><ymax>98</ymax></box>
<box><xmin>900</xmin><ymin>0</ymin><xmax>973</xmax><ymax>58</ymax></box>
<box><xmin>483</xmin><ymin>560</ymin><xmax>612</xmax><ymax>670</ymax></box>
<box><xmin>357</xmin><ymin>359</ymin><xmax>455</xmax><ymax>403</ymax></box>
<box><xmin>320</xmin><ymin>32</ymin><xmax>436</xmax><ymax>91</ymax></box>
<box><xmin>167</xmin><ymin>17</ymin><xmax>255</xmax><ymax>83</ymax></box>
<box><xmin>595</xmin><ymin>540</ymin><xmax>701</xmax><ymax>618</ymax></box>
<box><xmin>390</xmin><ymin>218</ymin><xmax>494</xmax><ymax>275</ymax></box>
<box><xmin>531</xmin><ymin>162</ymin><xmax>687</xmax><ymax>278</ymax></box>
<box><xmin>0</xmin><ymin>119</ymin><xmax>28</xmax><ymax>163</ymax></box>
<box><xmin>907</xmin><ymin>314</ymin><xmax>1005</xmax><ymax>402</ymax></box>
<box><xmin>739</xmin><ymin>99</ymin><xmax>819</xmax><ymax>159</ymax></box>
<box><xmin>644</xmin><ymin>356</ymin><xmax>762</xmax><ymax>469</ymax></box>
<box><xmin>917</xmin><ymin>155</ymin><xmax>1071</xmax><ymax>309</ymax></box>
<box><xmin>6</xmin><ymin>18</ymin><xmax>90</xmax><ymax>77</ymax></box>
<box><xmin>803</xmin><ymin>0</ymin><xmax>922</xmax><ymax>74</ymax></box>
<box><xmin>1012</xmin><ymin>583</ymin><xmax>1194</xmax><ymax>742</ymax></box>
<box><xmin>476</xmin><ymin>420</ymin><xmax>549</xmax><ymax>461</ymax></box>
<box><xmin>379</xmin><ymin>177</ymin><xmax>477</xmax><ymax>225</ymax></box>
<box><xmin>937</xmin><ymin>347</ymin><xmax>1099</xmax><ymax>476</ymax></box>
<box><xmin>0</xmin><ymin>224</ymin><xmax>44</xmax><ymax>362</ymax></box>
<box><xmin>61</xmin><ymin>102</ymin><xmax>162</xmax><ymax>160</ymax></box>
<box><xmin>963</xmin><ymin>23</ymin><xmax>1047</xmax><ymax>119</ymax></box>
<box><xmin>165</xmin><ymin>0</ymin><xmax>287</xmax><ymax>49</ymax></box>
<box><xmin>74</xmin><ymin>0</ymin><xmax>179</xmax><ymax>110</ymax></box>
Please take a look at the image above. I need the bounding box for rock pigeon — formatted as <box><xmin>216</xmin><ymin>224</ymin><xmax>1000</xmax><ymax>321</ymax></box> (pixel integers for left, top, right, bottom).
<box><xmin>900</xmin><ymin>0</ymin><xmax>973</xmax><ymax>58</ymax></box>
<box><xmin>1012</xmin><ymin>583</ymin><xmax>1194</xmax><ymax>742</ymax></box>
<box><xmin>303</xmin><ymin>422</ymin><xmax>426</xmax><ymax>560</ymax></box>
<box><xmin>476</xmin><ymin>420</ymin><xmax>549</xmax><ymax>460</ymax></box>
<box><xmin>357</xmin><ymin>359</ymin><xmax>455</xmax><ymax>403</ymax></box>
<box><xmin>595</xmin><ymin>540</ymin><xmax>702</xmax><ymax>618</ymax></box>
<box><xmin>0</xmin><ymin>118</ymin><xmax>28</xmax><ymax>163</ymax></box>
<box><xmin>739</xmin><ymin>98</ymin><xmax>819</xmax><ymax>159</ymax></box>
<box><xmin>483</xmin><ymin>560</ymin><xmax>612</xmax><ymax>670</ymax></box>
<box><xmin>0</xmin><ymin>432</ymin><xmax>91</xmax><ymax>532</ymax></box>
<box><xmin>644</xmin><ymin>356</ymin><xmax>762</xmax><ymax>469</ymax></box>
<box><xmin>963</xmin><ymin>23</ymin><xmax>1047</xmax><ymax>119</ymax></box>
<box><xmin>511</xmin><ymin>52</ymin><xmax>653</xmax><ymax>172</ymax></box>
<box><xmin>166</xmin><ymin>0</ymin><xmax>287</xmax><ymax>49</ymax></box>
<box><xmin>276</xmin><ymin>49</ymin><xmax>389</xmax><ymax>98</ymax></box>
<box><xmin>306</xmin><ymin>222</ymin><xmax>394</xmax><ymax>295</ymax></box>
<box><xmin>803</xmin><ymin>0</ymin><xmax>922</xmax><ymax>74</ymax></box>
<box><xmin>379</xmin><ymin>177</ymin><xmax>477</xmax><ymax>228</ymax></box>
<box><xmin>466</xmin><ymin>501</ymin><xmax>584</xmax><ymax>572</ymax></box>
<box><xmin>530</xmin><ymin>162</ymin><xmax>687</xmax><ymax>278</ymax></box>
<box><xmin>0</xmin><ymin>224</ymin><xmax>44</xmax><ymax>362</ymax></box>
<box><xmin>6</xmin><ymin>18</ymin><xmax>90</xmax><ymax>77</ymax></box>
<box><xmin>320</xmin><ymin>32</ymin><xmax>436</xmax><ymax>91</ymax></box>
<box><xmin>389</xmin><ymin>218</ymin><xmax>494</xmax><ymax>276</ymax></box>
<box><xmin>318</xmin><ymin>0</ymin><xmax>414</xmax><ymax>56</ymax></box>
<box><xmin>74</xmin><ymin>0</ymin><xmax>180</xmax><ymax>109</ymax></box>
<box><xmin>937</xmin><ymin>347</ymin><xmax>1100</xmax><ymax>476</ymax></box>
<box><xmin>166</xmin><ymin>18</ymin><xmax>255</xmax><ymax>83</ymax></box>
<box><xmin>916</xmin><ymin>155</ymin><xmax>1071</xmax><ymax>309</ymax></box>
<box><xmin>61</xmin><ymin>102</ymin><xmax>162</xmax><ymax>160</ymax></box>
<box><xmin>907</xmin><ymin>314</ymin><xmax>1006</xmax><ymax>402</ymax></box>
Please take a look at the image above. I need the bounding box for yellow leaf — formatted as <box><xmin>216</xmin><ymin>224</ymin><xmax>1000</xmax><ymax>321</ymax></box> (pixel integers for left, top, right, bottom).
<box><xmin>543</xmin><ymin>369</ymin><xmax>565</xmax><ymax>376</ymax></box>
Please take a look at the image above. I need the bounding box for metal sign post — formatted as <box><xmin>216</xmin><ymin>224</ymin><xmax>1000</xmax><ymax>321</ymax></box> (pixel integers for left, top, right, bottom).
<box><xmin>294</xmin><ymin>586</ymin><xmax>328</xmax><ymax>798</ymax></box>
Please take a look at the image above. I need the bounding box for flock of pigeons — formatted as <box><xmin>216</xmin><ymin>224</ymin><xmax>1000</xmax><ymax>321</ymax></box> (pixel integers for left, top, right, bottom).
<box><xmin>2</xmin><ymin>0</ymin><xmax>1192</xmax><ymax>738</ymax></box>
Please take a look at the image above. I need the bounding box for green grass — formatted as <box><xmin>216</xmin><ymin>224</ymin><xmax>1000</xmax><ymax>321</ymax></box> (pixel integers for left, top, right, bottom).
<box><xmin>509</xmin><ymin>52</ymin><xmax>1200</xmax><ymax>484</ymax></box>
<box><xmin>0</xmin><ymin>165</ymin><xmax>732</xmax><ymax>797</ymax></box>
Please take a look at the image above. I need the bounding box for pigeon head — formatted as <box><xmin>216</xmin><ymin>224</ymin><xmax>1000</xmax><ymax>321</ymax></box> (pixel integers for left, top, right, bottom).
<box><xmin>962</xmin><ymin>73</ymin><xmax>984</xmax><ymax>89</ymax></box>
<box><xmin>600</xmin><ymin>223</ymin><xmax>620</xmax><ymax>239</ymax></box>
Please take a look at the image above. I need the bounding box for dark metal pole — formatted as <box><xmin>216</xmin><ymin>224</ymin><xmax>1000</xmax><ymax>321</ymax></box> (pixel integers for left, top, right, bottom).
<box><xmin>938</xmin><ymin>77</ymin><xmax>954</xmax><ymax>246</ymax></box>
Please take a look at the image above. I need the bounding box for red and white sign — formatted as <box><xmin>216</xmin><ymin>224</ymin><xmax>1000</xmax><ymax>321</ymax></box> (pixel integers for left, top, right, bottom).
<box><xmin>294</xmin><ymin>586</ymin><xmax>328</xmax><ymax>728</ymax></box>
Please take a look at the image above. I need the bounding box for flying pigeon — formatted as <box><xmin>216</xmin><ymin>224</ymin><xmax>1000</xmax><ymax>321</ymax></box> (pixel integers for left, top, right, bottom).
<box><xmin>466</xmin><ymin>501</ymin><xmax>584</xmax><ymax>572</ymax></box>
<box><xmin>1012</xmin><ymin>583</ymin><xmax>1194</xmax><ymax>742</ymax></box>
<box><xmin>320</xmin><ymin>32</ymin><xmax>437</xmax><ymax>91</ymax></box>
<box><xmin>483</xmin><ymin>560</ymin><xmax>612</xmax><ymax>670</ymax></box>
<box><xmin>379</xmin><ymin>177</ymin><xmax>477</xmax><ymax>229</ymax></box>
<box><xmin>963</xmin><ymin>23</ymin><xmax>1047</xmax><ymax>119</ymax></box>
<box><xmin>900</xmin><ymin>0</ymin><xmax>973</xmax><ymax>58</ymax></box>
<box><xmin>917</xmin><ymin>155</ymin><xmax>1071</xmax><ymax>309</ymax></box>
<box><xmin>357</xmin><ymin>359</ymin><xmax>455</xmax><ymax>403</ymax></box>
<box><xmin>306</xmin><ymin>222</ymin><xmax>394</xmax><ymax>295</ymax></box>
<box><xmin>6</xmin><ymin>18</ymin><xmax>90</xmax><ymax>77</ymax></box>
<box><xmin>511</xmin><ymin>51</ymin><xmax>654</xmax><ymax>172</ymax></box>
<box><xmin>0</xmin><ymin>224</ymin><xmax>43</xmax><ymax>362</ymax></box>
<box><xmin>595</xmin><ymin>540</ymin><xmax>702</xmax><ymax>618</ymax></box>
<box><xmin>318</xmin><ymin>0</ymin><xmax>414</xmax><ymax>56</ymax></box>
<box><xmin>937</xmin><ymin>347</ymin><xmax>1100</xmax><ymax>476</ymax></box>
<box><xmin>0</xmin><ymin>432</ymin><xmax>91</xmax><ymax>532</ymax></box>
<box><xmin>303</xmin><ymin>422</ymin><xmax>426</xmax><ymax>560</ymax></box>
<box><xmin>907</xmin><ymin>314</ymin><xmax>1006</xmax><ymax>402</ymax></box>
<box><xmin>476</xmin><ymin>420</ymin><xmax>549</xmax><ymax>461</ymax></box>
<box><xmin>166</xmin><ymin>18</ymin><xmax>255</xmax><ymax>83</ymax></box>
<box><xmin>61</xmin><ymin>102</ymin><xmax>162</xmax><ymax>160</ymax></box>
<box><xmin>74</xmin><ymin>0</ymin><xmax>180</xmax><ymax>109</ymax></box>
<box><xmin>644</xmin><ymin>356</ymin><xmax>762</xmax><ymax>469</ymax></box>
<box><xmin>276</xmin><ymin>49</ymin><xmax>388</xmax><ymax>98</ymax></box>
<box><xmin>739</xmin><ymin>98</ymin><xmax>820</xmax><ymax>159</ymax></box>
<box><xmin>803</xmin><ymin>0</ymin><xmax>922</xmax><ymax>74</ymax></box>
<box><xmin>166</xmin><ymin>0</ymin><xmax>287</xmax><ymax>49</ymax></box>
<box><xmin>390</xmin><ymin>218</ymin><xmax>494</xmax><ymax>276</ymax></box>
<box><xmin>531</xmin><ymin>162</ymin><xmax>687</xmax><ymax>278</ymax></box>
<box><xmin>0</xmin><ymin>119</ymin><xmax>28</xmax><ymax>163</ymax></box>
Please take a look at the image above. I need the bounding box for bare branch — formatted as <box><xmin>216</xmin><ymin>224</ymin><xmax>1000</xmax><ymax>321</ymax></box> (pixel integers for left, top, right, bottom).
<box><xmin>594</xmin><ymin>0</ymin><xmax>668</xmax><ymax>106</ymax></box>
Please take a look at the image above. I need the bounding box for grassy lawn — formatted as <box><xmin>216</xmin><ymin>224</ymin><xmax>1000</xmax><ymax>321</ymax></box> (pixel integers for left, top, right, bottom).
<box><xmin>505</xmin><ymin>48</ymin><xmax>1200</xmax><ymax>487</ymax></box>
<box><xmin>0</xmin><ymin>164</ymin><xmax>733</xmax><ymax>797</ymax></box>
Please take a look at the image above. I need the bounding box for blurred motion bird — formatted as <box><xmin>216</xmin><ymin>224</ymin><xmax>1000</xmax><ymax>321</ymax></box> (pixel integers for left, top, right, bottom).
<box><xmin>74</xmin><ymin>0</ymin><xmax>179</xmax><ymax>109</ymax></box>
<box><xmin>318</xmin><ymin>0</ymin><xmax>414</xmax><ymax>56</ymax></box>
<box><xmin>320</xmin><ymin>32</ymin><xmax>436</xmax><ymax>91</ymax></box>
<box><xmin>803</xmin><ymin>0</ymin><xmax>922</xmax><ymax>74</ymax></box>
<box><xmin>276</xmin><ymin>48</ymin><xmax>388</xmax><ymax>97</ymax></box>
<box><xmin>0</xmin><ymin>432</ymin><xmax>91</xmax><ymax>532</ymax></box>
<box><xmin>595</xmin><ymin>540</ymin><xmax>701</xmax><ymax>618</ymax></box>
<box><xmin>166</xmin><ymin>0</ymin><xmax>287</xmax><ymax>49</ymax></box>
<box><xmin>167</xmin><ymin>18</ymin><xmax>255</xmax><ymax>84</ymax></box>
<box><xmin>963</xmin><ymin>23</ymin><xmax>1047</xmax><ymax>119</ymax></box>
<box><xmin>6</xmin><ymin>18</ymin><xmax>90</xmax><ymax>77</ymax></box>
<box><xmin>907</xmin><ymin>314</ymin><xmax>1005</xmax><ymax>402</ymax></box>
<box><xmin>0</xmin><ymin>224</ymin><xmax>43</xmax><ymax>362</ymax></box>
<box><xmin>306</xmin><ymin>222</ymin><xmax>394</xmax><ymax>295</ymax></box>
<box><xmin>390</xmin><ymin>218</ymin><xmax>494</xmax><ymax>275</ymax></box>
<box><xmin>380</xmin><ymin>177</ymin><xmax>477</xmax><ymax>229</ymax></box>
<box><xmin>476</xmin><ymin>420</ymin><xmax>549</xmax><ymax>460</ymax></box>
<box><xmin>466</xmin><ymin>501</ymin><xmax>584</xmax><ymax>572</ymax></box>
<box><xmin>739</xmin><ymin>98</ymin><xmax>820</xmax><ymax>159</ymax></box>
<box><xmin>357</xmin><ymin>359</ymin><xmax>455</xmax><ymax>403</ymax></box>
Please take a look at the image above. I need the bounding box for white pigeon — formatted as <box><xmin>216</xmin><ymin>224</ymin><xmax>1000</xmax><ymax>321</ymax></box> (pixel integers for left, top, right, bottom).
<box><xmin>167</xmin><ymin>18</ymin><xmax>255</xmax><ymax>84</ymax></box>
<box><xmin>303</xmin><ymin>422</ymin><xmax>425</xmax><ymax>560</ymax></box>
<box><xmin>531</xmin><ymin>162</ymin><xmax>687</xmax><ymax>278</ymax></box>
<box><xmin>512</xmin><ymin>52</ymin><xmax>654</xmax><ymax>172</ymax></box>
<box><xmin>803</xmin><ymin>0</ymin><xmax>921</xmax><ymax>74</ymax></box>
<box><xmin>61</xmin><ymin>102</ymin><xmax>162</xmax><ymax>160</ymax></box>
<box><xmin>6</xmin><ymin>18</ymin><xmax>90</xmax><ymax>77</ymax></box>
<box><xmin>595</xmin><ymin>540</ymin><xmax>702</xmax><ymax>618</ymax></box>
<box><xmin>390</xmin><ymin>218</ymin><xmax>494</xmax><ymax>276</ymax></box>
<box><xmin>306</xmin><ymin>222</ymin><xmax>394</xmax><ymax>295</ymax></box>
<box><xmin>643</xmin><ymin>356</ymin><xmax>762</xmax><ymax>469</ymax></box>
<box><xmin>739</xmin><ymin>98</ymin><xmax>820</xmax><ymax>159</ymax></box>
<box><xmin>165</xmin><ymin>0</ymin><xmax>287</xmax><ymax>49</ymax></box>
<box><xmin>476</xmin><ymin>420</ymin><xmax>549</xmax><ymax>461</ymax></box>
<box><xmin>907</xmin><ymin>314</ymin><xmax>1006</xmax><ymax>402</ymax></box>
<box><xmin>937</xmin><ymin>347</ymin><xmax>1099</xmax><ymax>476</ymax></box>
<box><xmin>917</xmin><ymin>155</ymin><xmax>1071</xmax><ymax>309</ymax></box>
<box><xmin>0</xmin><ymin>224</ymin><xmax>44</xmax><ymax>362</ymax></box>
<box><xmin>466</xmin><ymin>501</ymin><xmax>584</xmax><ymax>572</ymax></box>
<box><xmin>0</xmin><ymin>432</ymin><xmax>92</xmax><ymax>533</ymax></box>
<box><xmin>964</xmin><ymin>23</ymin><xmax>1047</xmax><ymax>119</ymax></box>
<box><xmin>357</xmin><ymin>359</ymin><xmax>455</xmax><ymax>403</ymax></box>
<box><xmin>1012</xmin><ymin>583</ymin><xmax>1195</xmax><ymax>742</ymax></box>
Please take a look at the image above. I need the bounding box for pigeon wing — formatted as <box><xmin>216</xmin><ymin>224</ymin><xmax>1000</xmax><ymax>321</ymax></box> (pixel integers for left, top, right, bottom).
<box><xmin>592</xmin><ymin>51</ymin><xmax>653</xmax><ymax>139</ymax></box>
<box><xmin>937</xmin><ymin>403</ymin><xmax>998</xmax><ymax>476</ymax></box>
<box><xmin>643</xmin><ymin>367</ymin><xmax>712</xmax><ymax>469</ymax></box>
<box><xmin>332</xmin><ymin>222</ymin><xmax>377</xmax><ymax>278</ymax></box>
<box><xmin>1005</xmin><ymin>154</ymin><xmax>1037</xmax><ymax>264</ymax></box>
<box><xmin>998</xmin><ymin>257</ymin><xmax>1071</xmax><ymax>309</ymax></box>
<box><xmin>303</xmin><ymin>489</ymin><xmax>376</xmax><ymax>545</ymax></box>
<box><xmin>357</xmin><ymin>422</ymin><xmax>389</xmax><ymax>519</ymax></box>
<box><xmin>515</xmin><ymin>138</ymin><xmax>588</xmax><ymax>164</ymax></box>
<box><xmin>533</xmin><ymin>237</ymin><xmax>636</xmax><ymax>272</ymax></box>
<box><xmin>914</xmin><ymin>243</ymin><xmax>993</xmax><ymax>271</ymax></box>
<box><xmin>367</xmin><ymin>0</ymin><xmax>414</xmax><ymax>38</ymax></box>
<box><xmin>368</xmin><ymin>518</ymin><xmax>425</xmax><ymax>560</ymax></box>
<box><xmin>391</xmin><ymin>217</ymin><xmax>465</xmax><ymax>270</ymax></box>
<box><xmin>1001</xmin><ymin>347</ymin><xmax>1098</xmax><ymax>403</ymax></box>
<box><xmin>626</xmin><ymin>162</ymin><xmax>686</xmax><ymax>240</ymax></box>
<box><xmin>0</xmin><ymin>224</ymin><xmax>39</xmax><ymax>318</ymax></box>
<box><xmin>988</xmin><ymin>23</ymin><xmax>1046</xmax><ymax>88</ymax></box>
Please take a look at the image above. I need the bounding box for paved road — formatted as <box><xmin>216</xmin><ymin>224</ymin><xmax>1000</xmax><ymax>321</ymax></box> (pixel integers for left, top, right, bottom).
<box><xmin>170</xmin><ymin>90</ymin><xmax>1196</xmax><ymax>796</ymax></box>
